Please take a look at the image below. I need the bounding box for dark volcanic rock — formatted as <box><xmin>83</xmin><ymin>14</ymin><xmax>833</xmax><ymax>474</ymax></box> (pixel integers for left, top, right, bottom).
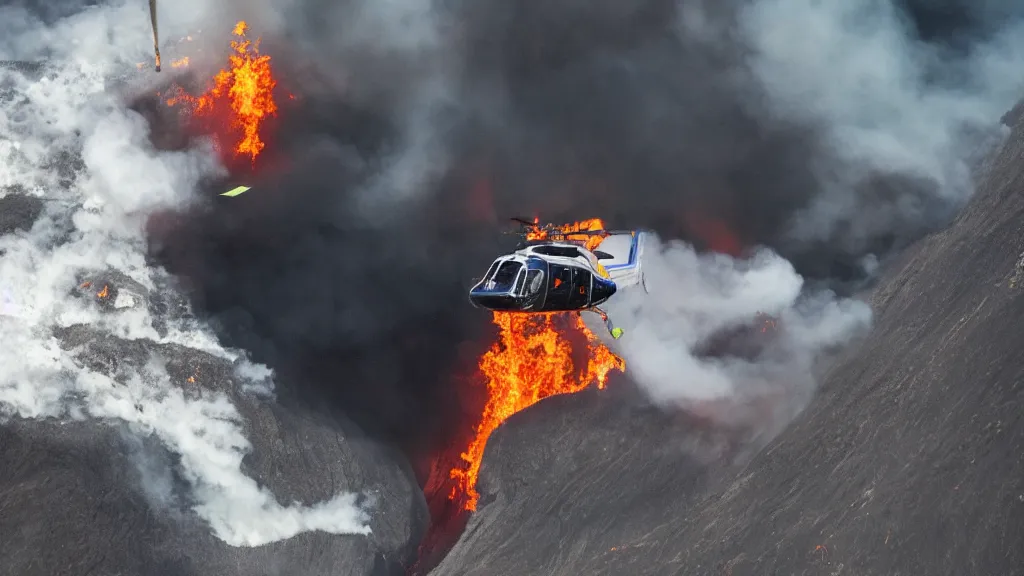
<box><xmin>431</xmin><ymin>104</ymin><xmax>1024</xmax><ymax>575</ymax></box>
<box><xmin>0</xmin><ymin>193</ymin><xmax>44</xmax><ymax>236</ymax></box>
<box><xmin>1</xmin><ymin>323</ymin><xmax>427</xmax><ymax>576</ymax></box>
<box><xmin>432</xmin><ymin>384</ymin><xmax>748</xmax><ymax>576</ymax></box>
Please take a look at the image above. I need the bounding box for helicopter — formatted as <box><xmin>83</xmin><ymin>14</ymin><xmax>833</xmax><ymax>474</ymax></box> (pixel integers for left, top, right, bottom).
<box><xmin>468</xmin><ymin>217</ymin><xmax>648</xmax><ymax>339</ymax></box>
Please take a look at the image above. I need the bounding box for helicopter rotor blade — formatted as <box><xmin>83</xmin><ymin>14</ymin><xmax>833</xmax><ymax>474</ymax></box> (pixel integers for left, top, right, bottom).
<box><xmin>149</xmin><ymin>0</ymin><xmax>161</xmax><ymax>71</ymax></box>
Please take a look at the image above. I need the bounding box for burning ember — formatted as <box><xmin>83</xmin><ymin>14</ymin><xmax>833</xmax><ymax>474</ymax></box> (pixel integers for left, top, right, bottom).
<box><xmin>449</xmin><ymin>312</ymin><xmax>625</xmax><ymax>511</ymax></box>
<box><xmin>165</xmin><ymin>20</ymin><xmax>278</xmax><ymax>163</ymax></box>
<box><xmin>756</xmin><ymin>312</ymin><xmax>778</xmax><ymax>333</ymax></box>
<box><xmin>80</xmin><ymin>281</ymin><xmax>109</xmax><ymax>299</ymax></box>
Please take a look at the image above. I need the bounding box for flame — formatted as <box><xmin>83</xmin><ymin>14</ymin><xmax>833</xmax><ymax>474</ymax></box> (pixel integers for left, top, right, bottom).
<box><xmin>170</xmin><ymin>56</ymin><xmax>190</xmax><ymax>68</ymax></box>
<box><xmin>165</xmin><ymin>20</ymin><xmax>277</xmax><ymax>163</ymax></box>
<box><xmin>526</xmin><ymin>218</ymin><xmax>608</xmax><ymax>252</ymax></box>
<box><xmin>450</xmin><ymin>312</ymin><xmax>625</xmax><ymax>511</ymax></box>
<box><xmin>755</xmin><ymin>312</ymin><xmax>778</xmax><ymax>333</ymax></box>
<box><xmin>96</xmin><ymin>285</ymin><xmax>109</xmax><ymax>299</ymax></box>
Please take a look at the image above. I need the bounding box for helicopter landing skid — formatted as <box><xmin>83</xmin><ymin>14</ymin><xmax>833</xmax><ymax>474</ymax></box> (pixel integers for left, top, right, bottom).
<box><xmin>580</xmin><ymin>306</ymin><xmax>624</xmax><ymax>340</ymax></box>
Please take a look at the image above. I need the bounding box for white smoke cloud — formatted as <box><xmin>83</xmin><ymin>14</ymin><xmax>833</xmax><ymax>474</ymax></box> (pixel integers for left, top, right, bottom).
<box><xmin>738</xmin><ymin>0</ymin><xmax>1024</xmax><ymax>250</ymax></box>
<box><xmin>0</xmin><ymin>0</ymin><xmax>370</xmax><ymax>546</ymax></box>
<box><xmin>604</xmin><ymin>234</ymin><xmax>872</xmax><ymax>433</ymax></box>
<box><xmin>614</xmin><ymin>0</ymin><xmax>1022</xmax><ymax>432</ymax></box>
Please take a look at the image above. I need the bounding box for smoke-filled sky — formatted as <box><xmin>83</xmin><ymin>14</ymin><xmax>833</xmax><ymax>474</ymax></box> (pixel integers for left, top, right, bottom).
<box><xmin>1</xmin><ymin>0</ymin><xmax>1022</xmax><ymax>551</ymax></box>
<box><xmin>148</xmin><ymin>0</ymin><xmax>1024</xmax><ymax>447</ymax></box>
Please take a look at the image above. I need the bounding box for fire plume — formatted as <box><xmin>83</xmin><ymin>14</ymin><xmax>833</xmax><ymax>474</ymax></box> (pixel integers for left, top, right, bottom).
<box><xmin>526</xmin><ymin>217</ymin><xmax>608</xmax><ymax>252</ymax></box>
<box><xmin>449</xmin><ymin>312</ymin><xmax>625</xmax><ymax>511</ymax></box>
<box><xmin>165</xmin><ymin>20</ymin><xmax>277</xmax><ymax>163</ymax></box>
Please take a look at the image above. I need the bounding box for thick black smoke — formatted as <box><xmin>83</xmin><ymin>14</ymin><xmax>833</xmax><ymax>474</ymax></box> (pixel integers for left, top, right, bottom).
<box><xmin>147</xmin><ymin>0</ymin><xmax>1024</xmax><ymax>460</ymax></box>
<box><xmin>898</xmin><ymin>0</ymin><xmax>1020</xmax><ymax>44</ymax></box>
<box><xmin>147</xmin><ymin>93</ymin><xmax>502</xmax><ymax>461</ymax></box>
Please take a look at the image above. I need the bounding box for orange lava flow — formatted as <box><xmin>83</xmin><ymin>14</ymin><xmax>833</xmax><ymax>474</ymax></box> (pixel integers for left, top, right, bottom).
<box><xmin>165</xmin><ymin>21</ymin><xmax>277</xmax><ymax>163</ymax></box>
<box><xmin>449</xmin><ymin>312</ymin><xmax>625</xmax><ymax>511</ymax></box>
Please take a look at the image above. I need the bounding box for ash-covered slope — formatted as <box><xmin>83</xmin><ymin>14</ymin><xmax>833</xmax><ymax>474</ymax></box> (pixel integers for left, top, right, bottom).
<box><xmin>0</xmin><ymin>410</ymin><xmax>419</xmax><ymax>576</ymax></box>
<box><xmin>0</xmin><ymin>197</ymin><xmax>426</xmax><ymax>576</ymax></box>
<box><xmin>430</xmin><ymin>104</ymin><xmax>1024</xmax><ymax>575</ymax></box>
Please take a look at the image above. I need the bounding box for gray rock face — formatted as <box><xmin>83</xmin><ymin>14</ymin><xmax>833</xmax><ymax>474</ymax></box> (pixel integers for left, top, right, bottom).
<box><xmin>0</xmin><ymin>193</ymin><xmax>43</xmax><ymax>237</ymax></box>
<box><xmin>0</xmin><ymin>202</ymin><xmax>428</xmax><ymax>576</ymax></box>
<box><xmin>431</xmin><ymin>384</ymin><xmax>750</xmax><ymax>576</ymax></box>
<box><xmin>430</xmin><ymin>105</ymin><xmax>1024</xmax><ymax>575</ymax></box>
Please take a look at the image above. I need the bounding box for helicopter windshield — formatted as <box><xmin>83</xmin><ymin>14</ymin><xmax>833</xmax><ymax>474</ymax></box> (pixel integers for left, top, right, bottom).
<box><xmin>483</xmin><ymin>260</ymin><xmax>523</xmax><ymax>293</ymax></box>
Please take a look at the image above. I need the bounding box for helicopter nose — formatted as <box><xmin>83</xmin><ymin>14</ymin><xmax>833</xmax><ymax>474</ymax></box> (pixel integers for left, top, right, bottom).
<box><xmin>592</xmin><ymin>277</ymin><xmax>617</xmax><ymax>303</ymax></box>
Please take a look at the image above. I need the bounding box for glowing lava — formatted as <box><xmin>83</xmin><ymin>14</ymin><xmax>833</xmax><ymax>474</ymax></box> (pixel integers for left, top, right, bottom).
<box><xmin>448</xmin><ymin>218</ymin><xmax>627</xmax><ymax>511</ymax></box>
<box><xmin>449</xmin><ymin>312</ymin><xmax>625</xmax><ymax>511</ymax></box>
<box><xmin>165</xmin><ymin>20</ymin><xmax>277</xmax><ymax>163</ymax></box>
<box><xmin>755</xmin><ymin>312</ymin><xmax>779</xmax><ymax>333</ymax></box>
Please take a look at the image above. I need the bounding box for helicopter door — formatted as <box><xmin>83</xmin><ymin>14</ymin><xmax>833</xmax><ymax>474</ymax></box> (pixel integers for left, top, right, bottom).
<box><xmin>543</xmin><ymin>264</ymin><xmax>573</xmax><ymax>310</ymax></box>
<box><xmin>568</xmin><ymin>266</ymin><xmax>593</xmax><ymax>309</ymax></box>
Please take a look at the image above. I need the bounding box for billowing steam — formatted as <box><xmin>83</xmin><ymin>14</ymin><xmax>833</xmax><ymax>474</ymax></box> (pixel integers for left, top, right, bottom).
<box><xmin>604</xmin><ymin>234</ymin><xmax>871</xmax><ymax>436</ymax></box>
<box><xmin>0</xmin><ymin>0</ymin><xmax>370</xmax><ymax>546</ymax></box>
<box><xmin>596</xmin><ymin>0</ymin><xmax>1023</xmax><ymax>434</ymax></box>
<box><xmin>739</xmin><ymin>0</ymin><xmax>1024</xmax><ymax>256</ymax></box>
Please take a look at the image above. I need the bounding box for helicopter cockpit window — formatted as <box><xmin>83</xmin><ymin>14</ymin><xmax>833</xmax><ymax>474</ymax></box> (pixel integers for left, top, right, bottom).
<box><xmin>487</xmin><ymin>260</ymin><xmax>501</xmax><ymax>276</ymax></box>
<box><xmin>487</xmin><ymin>260</ymin><xmax>522</xmax><ymax>292</ymax></box>
<box><xmin>475</xmin><ymin>260</ymin><xmax>500</xmax><ymax>288</ymax></box>
<box><xmin>513</xmin><ymin>269</ymin><xmax>527</xmax><ymax>295</ymax></box>
<box><xmin>525</xmin><ymin>269</ymin><xmax>544</xmax><ymax>295</ymax></box>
